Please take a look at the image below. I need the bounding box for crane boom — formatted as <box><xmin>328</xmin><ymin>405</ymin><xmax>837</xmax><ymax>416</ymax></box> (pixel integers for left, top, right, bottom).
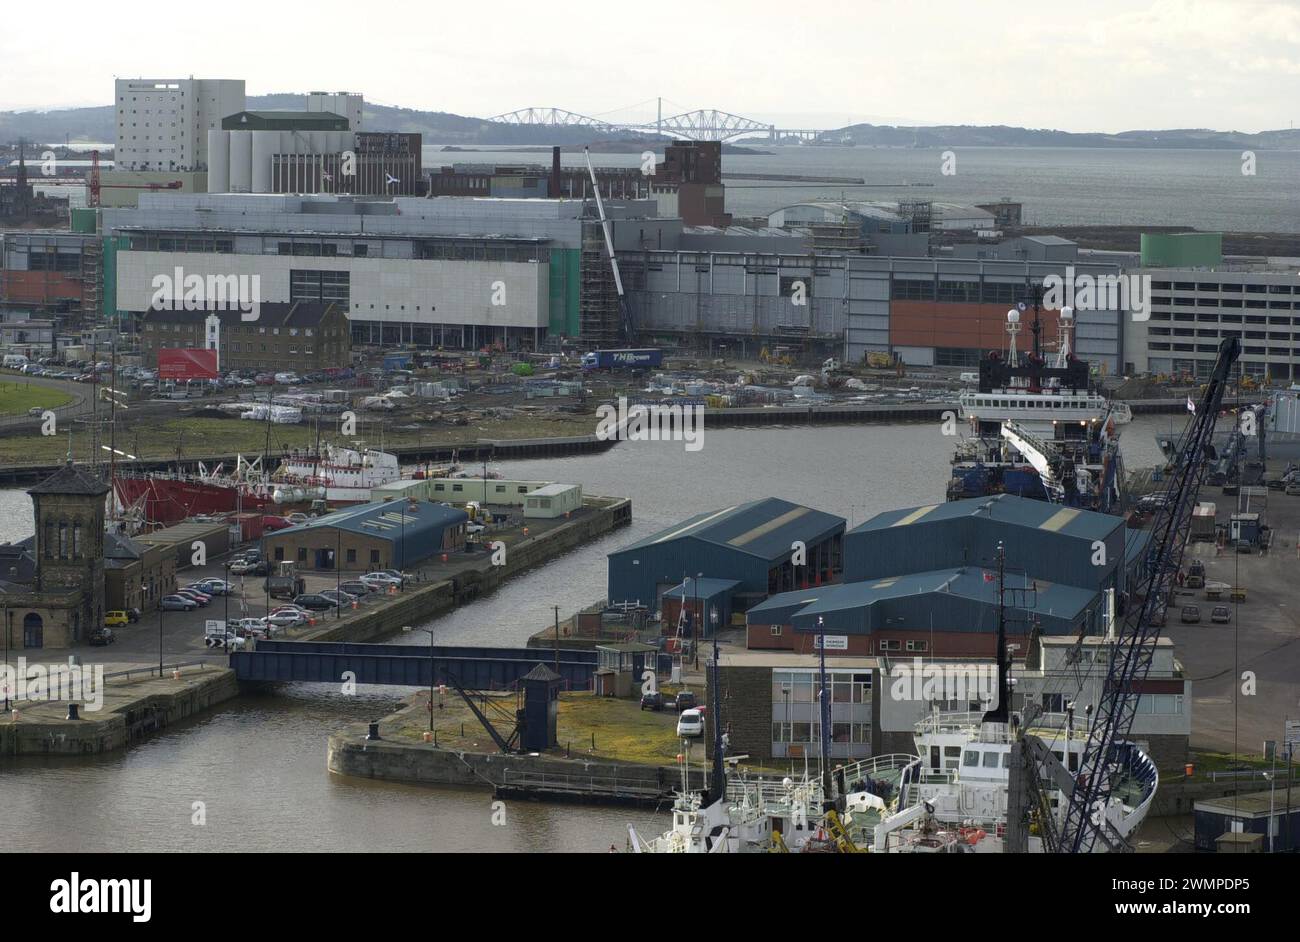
<box><xmin>583</xmin><ymin>147</ymin><xmax>633</xmax><ymax>341</ymax></box>
<box><xmin>1057</xmin><ymin>336</ymin><xmax>1240</xmax><ymax>853</ymax></box>
<box><xmin>1000</xmin><ymin>420</ymin><xmax>1072</xmax><ymax>503</ymax></box>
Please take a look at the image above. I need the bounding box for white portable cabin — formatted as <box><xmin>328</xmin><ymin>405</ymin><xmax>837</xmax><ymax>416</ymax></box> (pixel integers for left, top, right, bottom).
<box><xmin>523</xmin><ymin>483</ymin><xmax>583</xmax><ymax>519</ymax></box>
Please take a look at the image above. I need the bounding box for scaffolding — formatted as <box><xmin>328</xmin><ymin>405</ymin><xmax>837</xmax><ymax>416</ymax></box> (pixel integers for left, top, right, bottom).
<box><xmin>578</xmin><ymin>220</ymin><xmax>622</xmax><ymax>345</ymax></box>
<box><xmin>80</xmin><ymin>237</ymin><xmax>102</xmax><ymax>322</ymax></box>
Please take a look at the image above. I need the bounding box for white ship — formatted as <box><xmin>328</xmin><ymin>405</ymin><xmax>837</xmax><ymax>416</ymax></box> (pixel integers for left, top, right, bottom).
<box><xmin>271</xmin><ymin>445</ymin><xmax>400</xmax><ymax>505</ymax></box>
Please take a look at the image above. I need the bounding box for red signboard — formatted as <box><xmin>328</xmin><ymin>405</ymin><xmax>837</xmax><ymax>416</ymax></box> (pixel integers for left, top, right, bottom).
<box><xmin>158</xmin><ymin>348</ymin><xmax>219</xmax><ymax>381</ymax></box>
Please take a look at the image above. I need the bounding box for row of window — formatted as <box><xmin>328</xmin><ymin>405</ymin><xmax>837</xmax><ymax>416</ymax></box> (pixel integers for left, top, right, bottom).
<box><xmin>964</xmin><ymin>396</ymin><xmax>1105</xmax><ymax>411</ymax></box>
<box><xmin>772</xmin><ymin>722</ymin><xmax>871</xmax><ymax>744</ymax></box>
<box><xmin>1149</xmin><ymin>342</ymin><xmax>1285</xmax><ymax>356</ymax></box>
<box><xmin>1153</xmin><ymin>281</ymin><xmax>1297</xmax><ymax>294</ymax></box>
<box><xmin>1155</xmin><ymin>297</ymin><xmax>1300</xmax><ymax>310</ymax></box>
<box><xmin>772</xmin><ymin>669</ymin><xmax>872</xmax><ymax>704</ymax></box>
<box><xmin>891</xmin><ymin>278</ymin><xmax>1042</xmax><ymax>304</ymax></box>
<box><xmin>146</xmin><ymin>323</ymin><xmax>323</xmax><ymax>337</ymax></box>
<box><xmin>43</xmin><ymin>521</ymin><xmax>87</xmax><ymax>560</ymax></box>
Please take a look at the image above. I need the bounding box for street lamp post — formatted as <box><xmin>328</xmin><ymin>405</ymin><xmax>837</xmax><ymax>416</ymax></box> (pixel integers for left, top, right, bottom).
<box><xmin>224</xmin><ymin>561</ymin><xmax>230</xmax><ymax>630</ymax></box>
<box><xmin>2</xmin><ymin>607</ymin><xmax>9</xmax><ymax>712</ymax></box>
<box><xmin>336</xmin><ymin>528</ymin><xmax>342</xmax><ymax>620</ymax></box>
<box><xmin>158</xmin><ymin>604</ymin><xmax>164</xmax><ymax>679</ymax></box>
<box><xmin>403</xmin><ymin>625</ymin><xmax>436</xmax><ymax>732</ymax></box>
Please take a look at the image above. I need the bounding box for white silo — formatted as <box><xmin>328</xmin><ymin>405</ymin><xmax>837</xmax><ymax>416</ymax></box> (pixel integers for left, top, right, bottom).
<box><xmin>229</xmin><ymin>130</ymin><xmax>253</xmax><ymax>193</ymax></box>
<box><xmin>207</xmin><ymin>129</ymin><xmax>230</xmax><ymax>193</ymax></box>
<box><xmin>251</xmin><ymin>131</ymin><xmax>275</xmax><ymax>193</ymax></box>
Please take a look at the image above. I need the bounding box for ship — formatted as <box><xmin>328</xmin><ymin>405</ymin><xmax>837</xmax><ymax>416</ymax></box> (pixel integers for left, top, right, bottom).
<box><xmin>113</xmin><ymin>445</ymin><xmax>403</xmax><ymax>526</ymax></box>
<box><xmin>948</xmin><ymin>300</ymin><xmax>1130</xmax><ymax>513</ymax></box>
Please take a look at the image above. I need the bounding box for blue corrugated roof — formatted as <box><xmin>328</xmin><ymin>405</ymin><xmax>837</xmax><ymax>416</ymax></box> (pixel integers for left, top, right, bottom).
<box><xmin>272</xmin><ymin>500</ymin><xmax>468</xmax><ymax>544</ymax></box>
<box><xmin>852</xmin><ymin>494</ymin><xmax>1119</xmax><ymax>543</ymax></box>
<box><xmin>748</xmin><ymin>567</ymin><xmax>1096</xmax><ymax>633</ymax></box>
<box><xmin>613</xmin><ymin>498</ymin><xmax>844</xmax><ymax>562</ymax></box>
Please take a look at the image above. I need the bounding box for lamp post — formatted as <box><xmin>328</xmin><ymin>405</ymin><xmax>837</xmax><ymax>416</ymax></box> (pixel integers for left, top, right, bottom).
<box><xmin>223</xmin><ymin>561</ymin><xmax>230</xmax><ymax>630</ymax></box>
<box><xmin>816</xmin><ymin>614</ymin><xmax>830</xmax><ymax>799</ymax></box>
<box><xmin>336</xmin><ymin>528</ymin><xmax>342</xmax><ymax>620</ymax></box>
<box><xmin>2</xmin><ymin>607</ymin><xmax>9</xmax><ymax>712</ymax></box>
<box><xmin>158</xmin><ymin>604</ymin><xmax>164</xmax><ymax>679</ymax></box>
<box><xmin>404</xmin><ymin>625</ymin><xmax>435</xmax><ymax>732</ymax></box>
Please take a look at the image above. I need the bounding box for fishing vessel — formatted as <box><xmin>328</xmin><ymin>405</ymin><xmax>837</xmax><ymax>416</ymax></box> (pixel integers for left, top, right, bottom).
<box><xmin>113</xmin><ymin>445</ymin><xmax>403</xmax><ymax>525</ymax></box>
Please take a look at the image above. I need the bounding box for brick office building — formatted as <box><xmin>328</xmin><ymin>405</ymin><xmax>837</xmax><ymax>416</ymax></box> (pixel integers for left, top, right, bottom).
<box><xmin>138</xmin><ymin>301</ymin><xmax>350</xmax><ymax>374</ymax></box>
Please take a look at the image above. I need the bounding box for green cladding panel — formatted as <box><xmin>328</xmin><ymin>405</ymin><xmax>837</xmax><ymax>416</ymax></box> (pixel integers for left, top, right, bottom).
<box><xmin>101</xmin><ymin>236</ymin><xmax>124</xmax><ymax>320</ymax></box>
<box><xmin>70</xmin><ymin>208</ymin><xmax>99</xmax><ymax>234</ymax></box>
<box><xmin>1140</xmin><ymin>232</ymin><xmax>1223</xmax><ymax>268</ymax></box>
<box><xmin>548</xmin><ymin>248</ymin><xmax>581</xmax><ymax>338</ymax></box>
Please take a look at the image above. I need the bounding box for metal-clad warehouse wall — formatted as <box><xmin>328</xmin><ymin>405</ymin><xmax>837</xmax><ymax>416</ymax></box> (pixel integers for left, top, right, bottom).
<box><xmin>607</xmin><ymin>498</ymin><xmax>845</xmax><ymax>610</ymax></box>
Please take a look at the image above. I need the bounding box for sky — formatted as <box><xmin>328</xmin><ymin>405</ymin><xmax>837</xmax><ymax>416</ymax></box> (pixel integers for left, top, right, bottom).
<box><xmin>2</xmin><ymin>0</ymin><xmax>1298</xmax><ymax>133</ymax></box>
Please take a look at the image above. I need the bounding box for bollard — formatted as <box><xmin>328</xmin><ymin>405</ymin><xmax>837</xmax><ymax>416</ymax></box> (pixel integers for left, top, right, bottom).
<box><xmin>172</xmin><ymin>669</ymin><xmax>181</xmax><ymax>680</ymax></box>
<box><xmin>66</xmin><ymin>703</ymin><xmax>80</xmax><ymax>721</ymax></box>
<box><xmin>422</xmin><ymin>731</ymin><xmax>432</xmax><ymax>743</ymax></box>
<box><xmin>366</xmin><ymin>722</ymin><xmax>381</xmax><ymax>741</ymax></box>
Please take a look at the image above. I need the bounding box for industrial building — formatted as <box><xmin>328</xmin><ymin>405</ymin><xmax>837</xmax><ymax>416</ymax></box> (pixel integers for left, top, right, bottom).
<box><xmin>1195</xmin><ymin>789</ymin><xmax>1300</xmax><ymax>853</ymax></box>
<box><xmin>605</xmin><ymin>497</ymin><xmax>845</xmax><ymax>615</ymax></box>
<box><xmin>137</xmin><ymin>301</ymin><xmax>352</xmax><ymax>374</ymax></box>
<box><xmin>744</xmin><ymin>566</ymin><xmax>1101</xmax><ymax>657</ymax></box>
<box><xmin>263</xmin><ymin>500</ymin><xmax>468</xmax><ymax>571</ymax></box>
<box><xmin>0</xmin><ymin>230</ymin><xmax>102</xmax><ymax>319</ymax></box>
<box><xmin>843</xmin><ymin>494</ymin><xmax>1129</xmax><ymax>596</ymax></box>
<box><xmin>100</xmin><ymin>191</ymin><xmax>680</xmax><ymax>348</ymax></box>
<box><xmin>1128</xmin><ymin>256</ymin><xmax>1300</xmax><ymax>382</ymax></box>
<box><xmin>115</xmin><ymin>78</ymin><xmax>245</xmax><ymax>172</ymax></box>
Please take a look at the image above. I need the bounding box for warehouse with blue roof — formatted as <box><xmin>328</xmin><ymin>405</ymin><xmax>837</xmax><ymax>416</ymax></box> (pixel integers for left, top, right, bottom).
<box><xmin>745</xmin><ymin>566</ymin><xmax>1102</xmax><ymax>656</ymax></box>
<box><xmin>843</xmin><ymin>494</ymin><xmax>1128</xmax><ymax>595</ymax></box>
<box><xmin>263</xmin><ymin>500</ymin><xmax>469</xmax><ymax>571</ymax></box>
<box><xmin>607</xmin><ymin>497</ymin><xmax>845</xmax><ymax>625</ymax></box>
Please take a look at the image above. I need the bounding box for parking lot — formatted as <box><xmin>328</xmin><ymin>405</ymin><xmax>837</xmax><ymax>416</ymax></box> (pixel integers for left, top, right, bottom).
<box><xmin>1170</xmin><ymin>477</ymin><xmax>1300</xmax><ymax>755</ymax></box>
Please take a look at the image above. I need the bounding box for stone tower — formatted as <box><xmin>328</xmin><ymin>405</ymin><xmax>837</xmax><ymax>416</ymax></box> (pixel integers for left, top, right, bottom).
<box><xmin>28</xmin><ymin>461</ymin><xmax>109</xmax><ymax>640</ymax></box>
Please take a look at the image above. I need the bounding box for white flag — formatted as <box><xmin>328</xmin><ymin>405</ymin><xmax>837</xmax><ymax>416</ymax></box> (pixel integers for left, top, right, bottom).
<box><xmin>385</xmin><ymin>173</ymin><xmax>399</xmax><ymax>186</ymax></box>
<box><xmin>1187</xmin><ymin>395</ymin><xmax>1196</xmax><ymax>414</ymax></box>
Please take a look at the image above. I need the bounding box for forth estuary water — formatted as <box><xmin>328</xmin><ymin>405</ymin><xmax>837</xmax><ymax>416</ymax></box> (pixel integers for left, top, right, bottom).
<box><xmin>0</xmin><ymin>420</ymin><xmax>1172</xmax><ymax>852</ymax></box>
<box><xmin>427</xmin><ymin>143</ymin><xmax>1300</xmax><ymax>234</ymax></box>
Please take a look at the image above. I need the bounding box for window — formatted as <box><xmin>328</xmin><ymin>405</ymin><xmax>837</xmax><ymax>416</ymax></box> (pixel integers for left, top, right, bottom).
<box><xmin>297</xmin><ymin>547</ymin><xmax>307</xmax><ymax>563</ymax></box>
<box><xmin>770</xmin><ymin>625</ymin><xmax>782</xmax><ymax>636</ymax></box>
<box><xmin>982</xmin><ymin>751</ymin><xmax>1000</xmax><ymax>768</ymax></box>
<box><xmin>346</xmin><ymin>548</ymin><xmax>356</xmax><ymax>564</ymax></box>
<box><xmin>370</xmin><ymin>549</ymin><xmax>380</xmax><ymax>564</ymax></box>
<box><xmin>274</xmin><ymin>546</ymin><xmax>284</xmax><ymax>561</ymax></box>
<box><xmin>878</xmin><ymin>638</ymin><xmax>900</xmax><ymax>651</ymax></box>
<box><xmin>963</xmin><ymin>750</ymin><xmax>979</xmax><ymax>768</ymax></box>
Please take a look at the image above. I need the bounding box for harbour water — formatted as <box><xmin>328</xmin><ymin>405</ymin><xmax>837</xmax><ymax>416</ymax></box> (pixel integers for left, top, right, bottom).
<box><xmin>425</xmin><ymin>144</ymin><xmax>1300</xmax><ymax>234</ymax></box>
<box><xmin>0</xmin><ymin>419</ymin><xmax>1173</xmax><ymax>852</ymax></box>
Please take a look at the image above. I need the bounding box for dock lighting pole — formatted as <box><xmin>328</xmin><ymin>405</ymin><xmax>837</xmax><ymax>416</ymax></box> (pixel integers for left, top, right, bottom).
<box><xmin>817</xmin><ymin>615</ymin><xmax>831</xmax><ymax>802</ymax></box>
<box><xmin>158</xmin><ymin>605</ymin><xmax>164</xmax><ymax>679</ymax></box>
<box><xmin>553</xmin><ymin>605</ymin><xmax>560</xmax><ymax>674</ymax></box>
<box><xmin>404</xmin><ymin>626</ymin><xmax>435</xmax><ymax>732</ymax></box>
<box><xmin>694</xmin><ymin>572</ymin><xmax>701</xmax><ymax>640</ymax></box>
<box><xmin>336</xmin><ymin>528</ymin><xmax>342</xmax><ymax>620</ymax></box>
<box><xmin>224</xmin><ymin>561</ymin><xmax>230</xmax><ymax>630</ymax></box>
<box><xmin>2</xmin><ymin>605</ymin><xmax>8</xmax><ymax>706</ymax></box>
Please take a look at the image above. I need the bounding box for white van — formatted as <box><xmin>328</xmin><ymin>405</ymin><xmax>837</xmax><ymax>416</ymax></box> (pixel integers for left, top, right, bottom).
<box><xmin>3</xmin><ymin>354</ymin><xmax>29</xmax><ymax>369</ymax></box>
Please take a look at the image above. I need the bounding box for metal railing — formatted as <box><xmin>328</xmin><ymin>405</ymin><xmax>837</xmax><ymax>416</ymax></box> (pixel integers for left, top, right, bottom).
<box><xmin>500</xmin><ymin>768</ymin><xmax>665</xmax><ymax>797</ymax></box>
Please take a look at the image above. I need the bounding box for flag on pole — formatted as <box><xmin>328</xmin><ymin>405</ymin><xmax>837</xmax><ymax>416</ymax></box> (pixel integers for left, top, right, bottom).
<box><xmin>385</xmin><ymin>173</ymin><xmax>399</xmax><ymax>186</ymax></box>
<box><xmin>1187</xmin><ymin>395</ymin><xmax>1196</xmax><ymax>413</ymax></box>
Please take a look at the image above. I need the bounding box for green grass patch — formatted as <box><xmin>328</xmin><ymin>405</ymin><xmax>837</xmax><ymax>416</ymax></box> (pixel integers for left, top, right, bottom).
<box><xmin>0</xmin><ymin>382</ymin><xmax>73</xmax><ymax>417</ymax></box>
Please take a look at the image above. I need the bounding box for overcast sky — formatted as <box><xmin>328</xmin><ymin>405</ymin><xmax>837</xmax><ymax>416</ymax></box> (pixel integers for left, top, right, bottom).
<box><xmin>3</xmin><ymin>0</ymin><xmax>1298</xmax><ymax>132</ymax></box>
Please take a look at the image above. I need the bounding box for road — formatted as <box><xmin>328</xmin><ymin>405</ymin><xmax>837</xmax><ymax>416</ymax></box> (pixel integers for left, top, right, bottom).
<box><xmin>0</xmin><ymin>371</ymin><xmax>91</xmax><ymax>431</ymax></box>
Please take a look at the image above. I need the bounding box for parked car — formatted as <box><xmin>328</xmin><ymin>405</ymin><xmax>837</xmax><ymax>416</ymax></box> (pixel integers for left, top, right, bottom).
<box><xmin>176</xmin><ymin>589</ymin><xmax>211</xmax><ymax>606</ymax></box>
<box><xmin>1180</xmin><ymin>605</ymin><xmax>1202</xmax><ymax>624</ymax></box>
<box><xmin>322</xmin><ymin>589</ymin><xmax>359</xmax><ymax>606</ymax></box>
<box><xmin>27</xmin><ymin>406</ymin><xmax>44</xmax><ymax>417</ymax></box>
<box><xmin>361</xmin><ymin>572</ymin><xmax>400</xmax><ymax>591</ymax></box>
<box><xmin>204</xmin><ymin>628</ymin><xmax>246</xmax><ymax>650</ymax></box>
<box><xmin>194</xmin><ymin>579</ymin><xmax>233</xmax><ymax>596</ymax></box>
<box><xmin>1211</xmin><ymin>606</ymin><xmax>1232</xmax><ymax>624</ymax></box>
<box><xmin>676</xmin><ymin>708</ymin><xmax>704</xmax><ymax>738</ymax></box>
<box><xmin>88</xmin><ymin>626</ymin><xmax>116</xmax><ymax>646</ymax></box>
<box><xmin>293</xmin><ymin>594</ymin><xmax>336</xmax><ymax>612</ymax></box>
<box><xmin>264</xmin><ymin>610</ymin><xmax>305</xmax><ymax>629</ymax></box>
<box><xmin>161</xmin><ymin>595</ymin><xmax>198</xmax><ymax>612</ymax></box>
<box><xmin>640</xmin><ymin>691</ymin><xmax>663</xmax><ymax>711</ymax></box>
<box><xmin>229</xmin><ymin>558</ymin><xmax>260</xmax><ymax>575</ymax></box>
<box><xmin>104</xmin><ymin>610</ymin><xmax>130</xmax><ymax>627</ymax></box>
<box><xmin>379</xmin><ymin>569</ymin><xmax>408</xmax><ymax>585</ymax></box>
<box><xmin>339</xmin><ymin>580</ymin><xmax>373</xmax><ymax>596</ymax></box>
<box><xmin>673</xmin><ymin>690</ymin><xmax>698</xmax><ymax>712</ymax></box>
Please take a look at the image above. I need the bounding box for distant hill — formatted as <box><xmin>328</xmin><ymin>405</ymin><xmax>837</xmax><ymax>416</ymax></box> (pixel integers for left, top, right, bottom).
<box><xmin>2</xmin><ymin>94</ymin><xmax>1299</xmax><ymax>150</ymax></box>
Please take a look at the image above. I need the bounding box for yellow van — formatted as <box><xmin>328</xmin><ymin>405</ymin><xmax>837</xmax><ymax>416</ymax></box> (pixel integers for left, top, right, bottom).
<box><xmin>104</xmin><ymin>611</ymin><xmax>130</xmax><ymax>627</ymax></box>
